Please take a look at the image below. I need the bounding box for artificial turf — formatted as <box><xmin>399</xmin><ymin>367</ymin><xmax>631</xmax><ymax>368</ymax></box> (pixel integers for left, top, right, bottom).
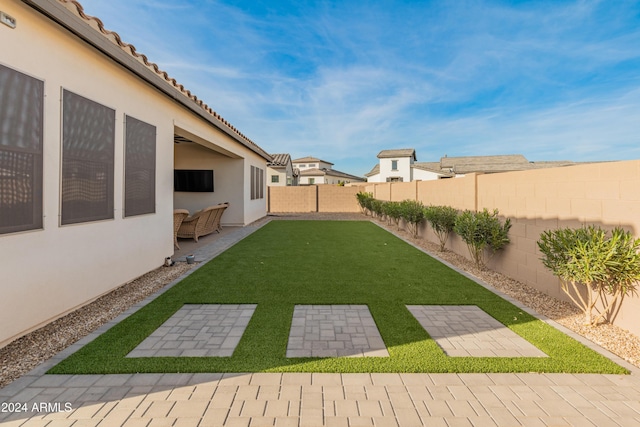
<box><xmin>49</xmin><ymin>220</ymin><xmax>628</xmax><ymax>374</ymax></box>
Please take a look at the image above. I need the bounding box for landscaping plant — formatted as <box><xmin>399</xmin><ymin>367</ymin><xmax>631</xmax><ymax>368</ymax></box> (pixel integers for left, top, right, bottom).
<box><xmin>355</xmin><ymin>192</ymin><xmax>374</xmax><ymax>215</ymax></box>
<box><xmin>424</xmin><ymin>205</ymin><xmax>458</xmax><ymax>251</ymax></box>
<box><xmin>399</xmin><ymin>199</ymin><xmax>425</xmax><ymax>238</ymax></box>
<box><xmin>538</xmin><ymin>226</ymin><xmax>640</xmax><ymax>326</ymax></box>
<box><xmin>454</xmin><ymin>208</ymin><xmax>511</xmax><ymax>268</ymax></box>
<box><xmin>382</xmin><ymin>201</ymin><xmax>403</xmax><ymax>228</ymax></box>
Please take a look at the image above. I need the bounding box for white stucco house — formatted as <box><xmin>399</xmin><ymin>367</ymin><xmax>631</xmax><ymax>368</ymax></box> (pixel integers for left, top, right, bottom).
<box><xmin>365</xmin><ymin>149</ymin><xmax>452</xmax><ymax>182</ymax></box>
<box><xmin>267</xmin><ymin>153</ymin><xmax>298</xmax><ymax>186</ymax></box>
<box><xmin>365</xmin><ymin>150</ymin><xmax>578</xmax><ymax>182</ymax></box>
<box><xmin>292</xmin><ymin>156</ymin><xmax>364</xmax><ymax>185</ymax></box>
<box><xmin>0</xmin><ymin>0</ymin><xmax>272</xmax><ymax>347</ymax></box>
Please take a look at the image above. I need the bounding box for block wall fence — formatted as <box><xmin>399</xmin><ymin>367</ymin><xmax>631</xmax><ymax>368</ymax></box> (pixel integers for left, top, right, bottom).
<box><xmin>267</xmin><ymin>160</ymin><xmax>640</xmax><ymax>336</ymax></box>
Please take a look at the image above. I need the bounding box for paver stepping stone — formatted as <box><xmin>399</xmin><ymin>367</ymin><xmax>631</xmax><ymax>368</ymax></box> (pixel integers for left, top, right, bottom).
<box><xmin>287</xmin><ymin>305</ymin><xmax>389</xmax><ymax>358</ymax></box>
<box><xmin>127</xmin><ymin>304</ymin><xmax>257</xmax><ymax>357</ymax></box>
<box><xmin>407</xmin><ymin>305</ymin><xmax>548</xmax><ymax>357</ymax></box>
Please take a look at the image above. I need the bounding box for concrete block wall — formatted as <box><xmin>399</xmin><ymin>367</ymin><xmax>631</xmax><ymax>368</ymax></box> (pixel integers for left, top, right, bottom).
<box><xmin>268</xmin><ymin>186</ymin><xmax>317</xmax><ymax>212</ymax></box>
<box><xmin>318</xmin><ymin>186</ymin><xmax>361</xmax><ymax>212</ymax></box>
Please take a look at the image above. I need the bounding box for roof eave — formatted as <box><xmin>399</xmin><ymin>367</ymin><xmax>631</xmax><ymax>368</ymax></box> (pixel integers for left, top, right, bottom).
<box><xmin>23</xmin><ymin>0</ymin><xmax>271</xmax><ymax>162</ymax></box>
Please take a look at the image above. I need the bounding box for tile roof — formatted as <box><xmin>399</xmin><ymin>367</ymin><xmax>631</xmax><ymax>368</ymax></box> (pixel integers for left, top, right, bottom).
<box><xmin>440</xmin><ymin>154</ymin><xmax>577</xmax><ymax>174</ymax></box>
<box><xmin>48</xmin><ymin>0</ymin><xmax>271</xmax><ymax>160</ymax></box>
<box><xmin>300</xmin><ymin>168</ymin><xmax>364</xmax><ymax>181</ymax></box>
<box><xmin>377</xmin><ymin>149</ymin><xmax>416</xmax><ymax>159</ymax></box>
<box><xmin>364</xmin><ymin>164</ymin><xmax>380</xmax><ymax>177</ymax></box>
<box><xmin>292</xmin><ymin>156</ymin><xmax>334</xmax><ymax>165</ymax></box>
<box><xmin>268</xmin><ymin>153</ymin><xmax>291</xmax><ymax>167</ymax></box>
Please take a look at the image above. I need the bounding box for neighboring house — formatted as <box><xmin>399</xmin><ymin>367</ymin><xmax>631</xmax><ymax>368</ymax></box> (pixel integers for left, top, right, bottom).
<box><xmin>366</xmin><ymin>149</ymin><xmax>453</xmax><ymax>182</ymax></box>
<box><xmin>439</xmin><ymin>154</ymin><xmax>577</xmax><ymax>175</ymax></box>
<box><xmin>366</xmin><ymin>150</ymin><xmax>578</xmax><ymax>182</ymax></box>
<box><xmin>292</xmin><ymin>156</ymin><xmax>365</xmax><ymax>185</ymax></box>
<box><xmin>0</xmin><ymin>1</ymin><xmax>272</xmax><ymax>347</ymax></box>
<box><xmin>267</xmin><ymin>153</ymin><xmax>298</xmax><ymax>186</ymax></box>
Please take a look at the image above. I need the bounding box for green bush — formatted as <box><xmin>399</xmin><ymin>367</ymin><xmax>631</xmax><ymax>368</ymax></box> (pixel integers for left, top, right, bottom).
<box><xmin>383</xmin><ymin>201</ymin><xmax>403</xmax><ymax>228</ymax></box>
<box><xmin>355</xmin><ymin>192</ymin><xmax>374</xmax><ymax>215</ymax></box>
<box><xmin>538</xmin><ymin>226</ymin><xmax>640</xmax><ymax>326</ymax></box>
<box><xmin>399</xmin><ymin>199</ymin><xmax>425</xmax><ymax>238</ymax></box>
<box><xmin>454</xmin><ymin>208</ymin><xmax>511</xmax><ymax>268</ymax></box>
<box><xmin>424</xmin><ymin>205</ymin><xmax>458</xmax><ymax>251</ymax></box>
<box><xmin>370</xmin><ymin>199</ymin><xmax>385</xmax><ymax>219</ymax></box>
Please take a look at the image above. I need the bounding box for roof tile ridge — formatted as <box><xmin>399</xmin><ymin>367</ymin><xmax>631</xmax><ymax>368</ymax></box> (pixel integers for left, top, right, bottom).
<box><xmin>58</xmin><ymin>0</ymin><xmax>260</xmax><ymax>149</ymax></box>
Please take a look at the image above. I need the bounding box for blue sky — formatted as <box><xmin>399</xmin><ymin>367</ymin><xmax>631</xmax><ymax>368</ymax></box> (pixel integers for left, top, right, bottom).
<box><xmin>79</xmin><ymin>0</ymin><xmax>640</xmax><ymax>176</ymax></box>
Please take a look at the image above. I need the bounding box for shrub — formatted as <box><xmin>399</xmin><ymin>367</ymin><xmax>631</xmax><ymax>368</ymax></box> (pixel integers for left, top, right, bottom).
<box><xmin>399</xmin><ymin>199</ymin><xmax>425</xmax><ymax>238</ymax></box>
<box><xmin>383</xmin><ymin>201</ymin><xmax>402</xmax><ymax>228</ymax></box>
<box><xmin>355</xmin><ymin>192</ymin><xmax>373</xmax><ymax>215</ymax></box>
<box><xmin>370</xmin><ymin>199</ymin><xmax>385</xmax><ymax>219</ymax></box>
<box><xmin>424</xmin><ymin>205</ymin><xmax>458</xmax><ymax>251</ymax></box>
<box><xmin>538</xmin><ymin>226</ymin><xmax>640</xmax><ymax>326</ymax></box>
<box><xmin>454</xmin><ymin>208</ymin><xmax>511</xmax><ymax>268</ymax></box>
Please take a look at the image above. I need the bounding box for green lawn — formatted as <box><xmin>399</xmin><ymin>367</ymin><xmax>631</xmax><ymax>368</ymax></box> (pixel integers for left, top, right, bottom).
<box><xmin>49</xmin><ymin>221</ymin><xmax>628</xmax><ymax>374</ymax></box>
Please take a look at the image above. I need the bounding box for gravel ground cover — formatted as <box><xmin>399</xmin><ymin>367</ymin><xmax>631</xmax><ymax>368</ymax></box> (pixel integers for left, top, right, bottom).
<box><xmin>1</xmin><ymin>212</ymin><xmax>638</xmax><ymax>388</ymax></box>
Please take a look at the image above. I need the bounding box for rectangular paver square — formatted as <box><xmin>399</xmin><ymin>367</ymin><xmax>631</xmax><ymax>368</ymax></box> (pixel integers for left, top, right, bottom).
<box><xmin>127</xmin><ymin>304</ymin><xmax>257</xmax><ymax>358</ymax></box>
<box><xmin>406</xmin><ymin>305</ymin><xmax>547</xmax><ymax>358</ymax></box>
<box><xmin>287</xmin><ymin>305</ymin><xmax>389</xmax><ymax>358</ymax></box>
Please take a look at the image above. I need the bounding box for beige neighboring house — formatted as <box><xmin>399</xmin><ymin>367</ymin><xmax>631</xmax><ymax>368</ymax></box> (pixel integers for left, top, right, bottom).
<box><xmin>292</xmin><ymin>156</ymin><xmax>365</xmax><ymax>185</ymax></box>
<box><xmin>267</xmin><ymin>153</ymin><xmax>298</xmax><ymax>186</ymax></box>
<box><xmin>0</xmin><ymin>0</ymin><xmax>272</xmax><ymax>347</ymax></box>
<box><xmin>366</xmin><ymin>150</ymin><xmax>578</xmax><ymax>182</ymax></box>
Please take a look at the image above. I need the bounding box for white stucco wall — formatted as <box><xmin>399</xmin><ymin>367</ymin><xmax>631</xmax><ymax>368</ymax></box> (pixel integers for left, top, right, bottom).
<box><xmin>0</xmin><ymin>1</ymin><xmax>267</xmax><ymax>346</ymax></box>
<box><xmin>379</xmin><ymin>157</ymin><xmax>412</xmax><ymax>182</ymax></box>
<box><xmin>412</xmin><ymin>168</ymin><xmax>443</xmax><ymax>181</ymax></box>
<box><xmin>267</xmin><ymin>167</ymin><xmax>288</xmax><ymax>186</ymax></box>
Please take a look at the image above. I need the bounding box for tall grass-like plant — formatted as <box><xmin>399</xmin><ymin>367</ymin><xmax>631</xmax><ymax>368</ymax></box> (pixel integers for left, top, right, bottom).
<box><xmin>383</xmin><ymin>201</ymin><xmax>403</xmax><ymax>228</ymax></box>
<box><xmin>454</xmin><ymin>208</ymin><xmax>511</xmax><ymax>268</ymax></box>
<box><xmin>424</xmin><ymin>205</ymin><xmax>458</xmax><ymax>251</ymax></box>
<box><xmin>538</xmin><ymin>226</ymin><xmax>640</xmax><ymax>326</ymax></box>
<box><xmin>399</xmin><ymin>199</ymin><xmax>425</xmax><ymax>238</ymax></box>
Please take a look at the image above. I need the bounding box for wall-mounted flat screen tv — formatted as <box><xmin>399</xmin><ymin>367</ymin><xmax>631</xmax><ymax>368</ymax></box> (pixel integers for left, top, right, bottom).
<box><xmin>174</xmin><ymin>169</ymin><xmax>214</xmax><ymax>192</ymax></box>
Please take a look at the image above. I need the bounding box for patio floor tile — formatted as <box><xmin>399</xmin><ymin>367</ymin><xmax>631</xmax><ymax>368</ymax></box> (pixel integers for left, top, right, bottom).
<box><xmin>406</xmin><ymin>305</ymin><xmax>548</xmax><ymax>358</ymax></box>
<box><xmin>286</xmin><ymin>305</ymin><xmax>389</xmax><ymax>358</ymax></box>
<box><xmin>127</xmin><ymin>304</ymin><xmax>257</xmax><ymax>358</ymax></box>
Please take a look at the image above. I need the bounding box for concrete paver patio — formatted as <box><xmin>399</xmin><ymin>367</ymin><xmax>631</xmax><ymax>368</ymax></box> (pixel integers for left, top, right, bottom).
<box><xmin>127</xmin><ymin>304</ymin><xmax>257</xmax><ymax>358</ymax></box>
<box><xmin>407</xmin><ymin>305</ymin><xmax>548</xmax><ymax>358</ymax></box>
<box><xmin>287</xmin><ymin>305</ymin><xmax>389</xmax><ymax>358</ymax></box>
<box><xmin>1</xmin><ymin>216</ymin><xmax>639</xmax><ymax>426</ymax></box>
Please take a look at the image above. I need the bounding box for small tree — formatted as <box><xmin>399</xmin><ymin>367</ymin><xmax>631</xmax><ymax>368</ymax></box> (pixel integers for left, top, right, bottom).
<box><xmin>383</xmin><ymin>201</ymin><xmax>402</xmax><ymax>228</ymax></box>
<box><xmin>454</xmin><ymin>208</ymin><xmax>511</xmax><ymax>268</ymax></box>
<box><xmin>399</xmin><ymin>199</ymin><xmax>425</xmax><ymax>238</ymax></box>
<box><xmin>424</xmin><ymin>205</ymin><xmax>458</xmax><ymax>251</ymax></box>
<box><xmin>370</xmin><ymin>199</ymin><xmax>385</xmax><ymax>220</ymax></box>
<box><xmin>355</xmin><ymin>192</ymin><xmax>373</xmax><ymax>215</ymax></box>
<box><xmin>538</xmin><ymin>226</ymin><xmax>640</xmax><ymax>326</ymax></box>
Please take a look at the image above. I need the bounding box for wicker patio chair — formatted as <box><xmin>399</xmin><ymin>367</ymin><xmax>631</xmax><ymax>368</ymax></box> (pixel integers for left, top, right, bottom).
<box><xmin>173</xmin><ymin>209</ymin><xmax>190</xmax><ymax>249</ymax></box>
<box><xmin>177</xmin><ymin>203</ymin><xmax>229</xmax><ymax>243</ymax></box>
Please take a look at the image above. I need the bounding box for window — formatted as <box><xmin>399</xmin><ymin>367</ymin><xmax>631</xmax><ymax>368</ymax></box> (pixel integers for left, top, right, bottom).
<box><xmin>309</xmin><ymin>163</ymin><xmax>316</xmax><ymax>168</ymax></box>
<box><xmin>391</xmin><ymin>160</ymin><xmax>398</xmax><ymax>170</ymax></box>
<box><xmin>124</xmin><ymin>115</ymin><xmax>156</xmax><ymax>217</ymax></box>
<box><xmin>271</xmin><ymin>175</ymin><xmax>279</xmax><ymax>183</ymax></box>
<box><xmin>298</xmin><ymin>164</ymin><xmax>306</xmax><ymax>168</ymax></box>
<box><xmin>251</xmin><ymin>165</ymin><xmax>264</xmax><ymax>200</ymax></box>
<box><xmin>309</xmin><ymin>178</ymin><xmax>315</xmax><ymax>184</ymax></box>
<box><xmin>0</xmin><ymin>64</ymin><xmax>44</xmax><ymax>235</ymax></box>
<box><xmin>61</xmin><ymin>90</ymin><xmax>115</xmax><ymax>225</ymax></box>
